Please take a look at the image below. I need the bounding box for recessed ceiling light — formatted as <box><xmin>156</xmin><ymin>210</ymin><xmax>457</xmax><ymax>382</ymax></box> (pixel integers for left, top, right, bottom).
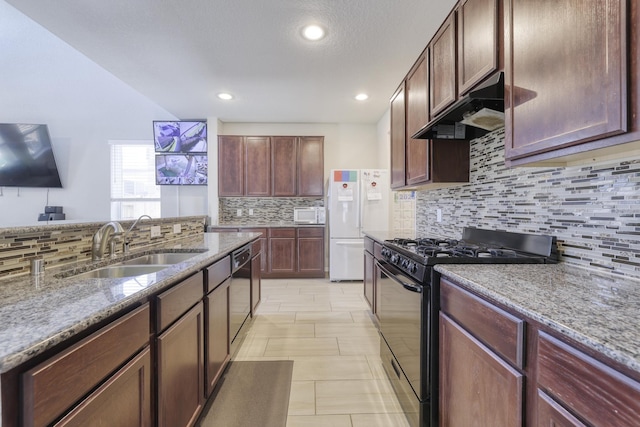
<box><xmin>302</xmin><ymin>25</ymin><xmax>326</xmax><ymax>41</ymax></box>
<box><xmin>217</xmin><ymin>93</ymin><xmax>233</xmax><ymax>100</ymax></box>
<box><xmin>355</xmin><ymin>93</ymin><xmax>369</xmax><ymax>101</ymax></box>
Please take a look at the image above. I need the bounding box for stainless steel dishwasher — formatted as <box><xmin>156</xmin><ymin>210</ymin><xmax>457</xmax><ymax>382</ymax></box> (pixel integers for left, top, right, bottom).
<box><xmin>229</xmin><ymin>244</ymin><xmax>252</xmax><ymax>354</ymax></box>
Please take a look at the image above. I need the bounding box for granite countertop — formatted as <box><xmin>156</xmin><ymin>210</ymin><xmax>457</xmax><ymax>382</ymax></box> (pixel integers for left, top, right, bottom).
<box><xmin>0</xmin><ymin>231</ymin><xmax>260</xmax><ymax>374</ymax></box>
<box><xmin>435</xmin><ymin>263</ymin><xmax>640</xmax><ymax>375</ymax></box>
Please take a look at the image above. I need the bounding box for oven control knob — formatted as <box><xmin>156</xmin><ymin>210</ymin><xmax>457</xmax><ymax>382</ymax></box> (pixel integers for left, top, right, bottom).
<box><xmin>408</xmin><ymin>262</ymin><xmax>417</xmax><ymax>273</ymax></box>
<box><xmin>401</xmin><ymin>259</ymin><xmax>409</xmax><ymax>268</ymax></box>
<box><xmin>390</xmin><ymin>254</ymin><xmax>399</xmax><ymax>264</ymax></box>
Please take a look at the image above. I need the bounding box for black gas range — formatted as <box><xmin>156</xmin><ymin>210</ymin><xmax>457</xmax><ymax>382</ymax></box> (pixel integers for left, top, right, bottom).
<box><xmin>376</xmin><ymin>228</ymin><xmax>557</xmax><ymax>427</ymax></box>
<box><xmin>380</xmin><ymin>227</ymin><xmax>558</xmax><ymax>283</ymax></box>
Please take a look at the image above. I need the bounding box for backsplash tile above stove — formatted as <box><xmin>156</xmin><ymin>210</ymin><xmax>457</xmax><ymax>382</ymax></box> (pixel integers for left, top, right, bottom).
<box><xmin>415</xmin><ymin>128</ymin><xmax>640</xmax><ymax>279</ymax></box>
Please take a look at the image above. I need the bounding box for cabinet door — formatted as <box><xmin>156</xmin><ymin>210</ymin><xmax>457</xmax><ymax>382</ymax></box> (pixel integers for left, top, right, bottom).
<box><xmin>245</xmin><ymin>136</ymin><xmax>271</xmax><ymax>196</ymax></box>
<box><xmin>297</xmin><ymin>227</ymin><xmax>324</xmax><ymax>276</ymax></box>
<box><xmin>157</xmin><ymin>302</ymin><xmax>204</xmax><ymax>427</ymax></box>
<box><xmin>298</xmin><ymin>137</ymin><xmax>324</xmax><ymax>196</ymax></box>
<box><xmin>269</xmin><ymin>229</ymin><xmax>296</xmax><ymax>274</ymax></box>
<box><xmin>54</xmin><ymin>348</ymin><xmax>151</xmax><ymax>427</ymax></box>
<box><xmin>405</xmin><ymin>52</ymin><xmax>430</xmax><ymax>185</ymax></box>
<box><xmin>457</xmin><ymin>0</ymin><xmax>498</xmax><ymax>95</ymax></box>
<box><xmin>272</xmin><ymin>136</ymin><xmax>297</xmax><ymax>196</ymax></box>
<box><xmin>242</xmin><ymin>228</ymin><xmax>268</xmax><ymax>274</ymax></box>
<box><xmin>390</xmin><ymin>83</ymin><xmax>406</xmax><ymax>189</ymax></box>
<box><xmin>536</xmin><ymin>390</ymin><xmax>587</xmax><ymax>427</ymax></box>
<box><xmin>218</xmin><ymin>136</ymin><xmax>244</xmax><ymax>196</ymax></box>
<box><xmin>363</xmin><ymin>250</ymin><xmax>374</xmax><ymax>310</ymax></box>
<box><xmin>439</xmin><ymin>313</ymin><xmax>523</xmax><ymax>427</ymax></box>
<box><xmin>430</xmin><ymin>12</ymin><xmax>457</xmax><ymax>117</ymax></box>
<box><xmin>205</xmin><ymin>279</ymin><xmax>230</xmax><ymax>397</ymax></box>
<box><xmin>504</xmin><ymin>0</ymin><xmax>627</xmax><ymax>161</ymax></box>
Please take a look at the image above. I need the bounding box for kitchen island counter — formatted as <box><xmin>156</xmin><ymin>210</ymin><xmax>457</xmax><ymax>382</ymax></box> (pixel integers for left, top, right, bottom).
<box><xmin>0</xmin><ymin>231</ymin><xmax>259</xmax><ymax>374</ymax></box>
<box><xmin>435</xmin><ymin>263</ymin><xmax>640</xmax><ymax>376</ymax></box>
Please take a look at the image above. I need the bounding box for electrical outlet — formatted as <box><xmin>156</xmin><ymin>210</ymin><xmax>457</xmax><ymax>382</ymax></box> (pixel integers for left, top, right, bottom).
<box><xmin>173</xmin><ymin>223</ymin><xmax>181</xmax><ymax>234</ymax></box>
<box><xmin>150</xmin><ymin>225</ymin><xmax>161</xmax><ymax>238</ymax></box>
<box><xmin>236</xmin><ymin>209</ymin><xmax>242</xmax><ymax>217</ymax></box>
<box><xmin>436</xmin><ymin>209</ymin><xmax>442</xmax><ymax>223</ymax></box>
<box><xmin>249</xmin><ymin>209</ymin><xmax>254</xmax><ymax>216</ymax></box>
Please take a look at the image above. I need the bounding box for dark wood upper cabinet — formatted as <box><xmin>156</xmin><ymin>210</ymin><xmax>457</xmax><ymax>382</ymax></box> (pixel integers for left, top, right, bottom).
<box><xmin>390</xmin><ymin>83</ymin><xmax>406</xmax><ymax>189</ymax></box>
<box><xmin>457</xmin><ymin>0</ymin><xmax>499</xmax><ymax>95</ymax></box>
<box><xmin>297</xmin><ymin>136</ymin><xmax>324</xmax><ymax>196</ymax></box>
<box><xmin>429</xmin><ymin>12</ymin><xmax>457</xmax><ymax>118</ymax></box>
<box><xmin>244</xmin><ymin>136</ymin><xmax>271</xmax><ymax>196</ymax></box>
<box><xmin>218</xmin><ymin>136</ymin><xmax>244</xmax><ymax>196</ymax></box>
<box><xmin>272</xmin><ymin>136</ymin><xmax>297</xmax><ymax>196</ymax></box>
<box><xmin>504</xmin><ymin>0</ymin><xmax>627</xmax><ymax>162</ymax></box>
<box><xmin>405</xmin><ymin>52</ymin><xmax>430</xmax><ymax>185</ymax></box>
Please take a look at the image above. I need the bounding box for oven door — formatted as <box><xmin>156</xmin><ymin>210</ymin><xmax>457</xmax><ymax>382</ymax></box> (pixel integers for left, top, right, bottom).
<box><xmin>377</xmin><ymin>259</ymin><xmax>428</xmax><ymax>401</ymax></box>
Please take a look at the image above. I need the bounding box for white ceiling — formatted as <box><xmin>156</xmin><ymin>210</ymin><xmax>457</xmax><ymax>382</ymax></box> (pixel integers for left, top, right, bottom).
<box><xmin>6</xmin><ymin>0</ymin><xmax>457</xmax><ymax>124</ymax></box>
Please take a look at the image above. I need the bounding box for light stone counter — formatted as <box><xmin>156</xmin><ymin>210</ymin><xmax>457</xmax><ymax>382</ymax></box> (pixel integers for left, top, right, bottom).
<box><xmin>435</xmin><ymin>263</ymin><xmax>640</xmax><ymax>375</ymax></box>
<box><xmin>0</xmin><ymin>232</ymin><xmax>260</xmax><ymax>374</ymax></box>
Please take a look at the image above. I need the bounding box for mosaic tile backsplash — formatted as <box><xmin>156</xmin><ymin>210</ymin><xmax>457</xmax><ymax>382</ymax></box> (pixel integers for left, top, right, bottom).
<box><xmin>415</xmin><ymin>128</ymin><xmax>640</xmax><ymax>279</ymax></box>
<box><xmin>0</xmin><ymin>217</ymin><xmax>206</xmax><ymax>278</ymax></box>
<box><xmin>219</xmin><ymin>197</ymin><xmax>324</xmax><ymax>225</ymax></box>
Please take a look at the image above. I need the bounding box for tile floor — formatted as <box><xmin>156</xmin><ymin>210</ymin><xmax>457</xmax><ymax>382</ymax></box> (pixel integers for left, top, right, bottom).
<box><xmin>233</xmin><ymin>278</ymin><xmax>411</xmax><ymax>427</ymax></box>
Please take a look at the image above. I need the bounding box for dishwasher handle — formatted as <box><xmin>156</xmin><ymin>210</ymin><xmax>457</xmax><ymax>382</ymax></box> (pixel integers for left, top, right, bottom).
<box><xmin>232</xmin><ymin>245</ymin><xmax>252</xmax><ymax>271</ymax></box>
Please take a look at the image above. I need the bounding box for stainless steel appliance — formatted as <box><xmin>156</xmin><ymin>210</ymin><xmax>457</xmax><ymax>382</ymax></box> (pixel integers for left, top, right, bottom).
<box><xmin>294</xmin><ymin>206</ymin><xmax>325</xmax><ymax>224</ymax></box>
<box><xmin>377</xmin><ymin>227</ymin><xmax>557</xmax><ymax>427</ymax></box>
<box><xmin>230</xmin><ymin>244</ymin><xmax>252</xmax><ymax>355</ymax></box>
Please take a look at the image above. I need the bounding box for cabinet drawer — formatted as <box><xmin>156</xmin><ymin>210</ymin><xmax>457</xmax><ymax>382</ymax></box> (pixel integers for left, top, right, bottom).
<box><xmin>374</xmin><ymin>242</ymin><xmax>383</xmax><ymax>259</ymax></box>
<box><xmin>269</xmin><ymin>228</ymin><xmax>295</xmax><ymax>238</ymax></box>
<box><xmin>157</xmin><ymin>271</ymin><xmax>204</xmax><ymax>332</ymax></box>
<box><xmin>440</xmin><ymin>278</ymin><xmax>525</xmax><ymax>368</ymax></box>
<box><xmin>297</xmin><ymin>227</ymin><xmax>324</xmax><ymax>238</ymax></box>
<box><xmin>251</xmin><ymin>238</ymin><xmax>261</xmax><ymax>255</ymax></box>
<box><xmin>22</xmin><ymin>304</ymin><xmax>150</xmax><ymax>427</ymax></box>
<box><xmin>206</xmin><ymin>256</ymin><xmax>230</xmax><ymax>294</ymax></box>
<box><xmin>364</xmin><ymin>236</ymin><xmax>374</xmax><ymax>254</ymax></box>
<box><xmin>537</xmin><ymin>332</ymin><xmax>640</xmax><ymax>427</ymax></box>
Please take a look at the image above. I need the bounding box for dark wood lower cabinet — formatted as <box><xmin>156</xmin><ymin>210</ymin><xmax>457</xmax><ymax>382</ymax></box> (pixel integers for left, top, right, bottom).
<box><xmin>296</xmin><ymin>227</ymin><xmax>324</xmax><ymax>277</ymax></box>
<box><xmin>536</xmin><ymin>389</ymin><xmax>587</xmax><ymax>427</ymax></box>
<box><xmin>54</xmin><ymin>348</ymin><xmax>151</xmax><ymax>427</ymax></box>
<box><xmin>251</xmin><ymin>253</ymin><xmax>261</xmax><ymax>315</ymax></box>
<box><xmin>157</xmin><ymin>302</ymin><xmax>204</xmax><ymax>427</ymax></box>
<box><xmin>363</xmin><ymin>250</ymin><xmax>374</xmax><ymax>310</ymax></box>
<box><xmin>269</xmin><ymin>228</ymin><xmax>296</xmax><ymax>274</ymax></box>
<box><xmin>205</xmin><ymin>278</ymin><xmax>230</xmax><ymax>397</ymax></box>
<box><xmin>439</xmin><ymin>312</ymin><xmax>523</xmax><ymax>427</ymax></box>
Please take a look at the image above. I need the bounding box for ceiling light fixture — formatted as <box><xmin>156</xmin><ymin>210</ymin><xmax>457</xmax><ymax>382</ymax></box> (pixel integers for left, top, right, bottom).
<box><xmin>355</xmin><ymin>93</ymin><xmax>369</xmax><ymax>101</ymax></box>
<box><xmin>302</xmin><ymin>25</ymin><xmax>326</xmax><ymax>41</ymax></box>
<box><xmin>217</xmin><ymin>93</ymin><xmax>233</xmax><ymax>100</ymax></box>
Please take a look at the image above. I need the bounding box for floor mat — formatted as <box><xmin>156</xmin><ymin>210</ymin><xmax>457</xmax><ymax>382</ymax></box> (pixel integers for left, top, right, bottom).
<box><xmin>196</xmin><ymin>360</ymin><xmax>294</xmax><ymax>427</ymax></box>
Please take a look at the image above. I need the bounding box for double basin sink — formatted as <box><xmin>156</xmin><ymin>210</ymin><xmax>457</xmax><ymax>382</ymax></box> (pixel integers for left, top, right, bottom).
<box><xmin>71</xmin><ymin>252</ymin><xmax>201</xmax><ymax>279</ymax></box>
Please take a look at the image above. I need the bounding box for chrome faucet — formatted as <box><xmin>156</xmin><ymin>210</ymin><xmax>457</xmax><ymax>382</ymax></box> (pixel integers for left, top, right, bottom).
<box><xmin>123</xmin><ymin>215</ymin><xmax>152</xmax><ymax>253</ymax></box>
<box><xmin>92</xmin><ymin>221</ymin><xmax>124</xmax><ymax>260</ymax></box>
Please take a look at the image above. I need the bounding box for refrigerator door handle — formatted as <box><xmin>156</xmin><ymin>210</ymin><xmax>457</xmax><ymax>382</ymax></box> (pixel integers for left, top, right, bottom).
<box><xmin>335</xmin><ymin>240</ymin><xmax>364</xmax><ymax>246</ymax></box>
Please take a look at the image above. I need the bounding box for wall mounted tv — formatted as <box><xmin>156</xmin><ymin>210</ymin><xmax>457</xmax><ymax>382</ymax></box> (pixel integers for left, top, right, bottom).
<box><xmin>0</xmin><ymin>123</ymin><xmax>63</xmax><ymax>188</ymax></box>
<box><xmin>155</xmin><ymin>154</ymin><xmax>207</xmax><ymax>185</ymax></box>
<box><xmin>153</xmin><ymin>120</ymin><xmax>207</xmax><ymax>153</ymax></box>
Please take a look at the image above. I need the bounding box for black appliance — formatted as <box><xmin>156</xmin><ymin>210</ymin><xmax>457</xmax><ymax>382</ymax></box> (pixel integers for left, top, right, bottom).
<box><xmin>229</xmin><ymin>244</ymin><xmax>252</xmax><ymax>355</ymax></box>
<box><xmin>377</xmin><ymin>227</ymin><xmax>557</xmax><ymax>427</ymax></box>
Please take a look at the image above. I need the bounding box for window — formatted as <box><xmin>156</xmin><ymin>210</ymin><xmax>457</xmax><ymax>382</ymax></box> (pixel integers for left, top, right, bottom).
<box><xmin>110</xmin><ymin>142</ymin><xmax>161</xmax><ymax>220</ymax></box>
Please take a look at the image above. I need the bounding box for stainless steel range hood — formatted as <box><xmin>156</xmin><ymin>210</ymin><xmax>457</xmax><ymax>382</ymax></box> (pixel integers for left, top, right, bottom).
<box><xmin>412</xmin><ymin>72</ymin><xmax>504</xmax><ymax>140</ymax></box>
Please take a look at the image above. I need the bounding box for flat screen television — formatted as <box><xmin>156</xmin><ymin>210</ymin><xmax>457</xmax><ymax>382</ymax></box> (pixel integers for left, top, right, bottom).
<box><xmin>0</xmin><ymin>123</ymin><xmax>63</xmax><ymax>188</ymax></box>
<box><xmin>153</xmin><ymin>120</ymin><xmax>207</xmax><ymax>153</ymax></box>
<box><xmin>155</xmin><ymin>154</ymin><xmax>207</xmax><ymax>185</ymax></box>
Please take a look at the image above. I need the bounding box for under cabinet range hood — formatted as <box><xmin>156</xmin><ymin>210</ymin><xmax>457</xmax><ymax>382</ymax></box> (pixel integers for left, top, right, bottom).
<box><xmin>413</xmin><ymin>72</ymin><xmax>505</xmax><ymax>140</ymax></box>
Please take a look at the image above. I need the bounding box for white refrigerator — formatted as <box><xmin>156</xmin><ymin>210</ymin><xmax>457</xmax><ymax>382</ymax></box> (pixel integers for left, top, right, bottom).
<box><xmin>328</xmin><ymin>169</ymin><xmax>390</xmax><ymax>281</ymax></box>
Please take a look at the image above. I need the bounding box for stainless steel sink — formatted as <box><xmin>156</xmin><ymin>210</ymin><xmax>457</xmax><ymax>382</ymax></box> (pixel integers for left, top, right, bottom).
<box><xmin>73</xmin><ymin>265</ymin><xmax>168</xmax><ymax>279</ymax></box>
<box><xmin>120</xmin><ymin>252</ymin><xmax>199</xmax><ymax>265</ymax></box>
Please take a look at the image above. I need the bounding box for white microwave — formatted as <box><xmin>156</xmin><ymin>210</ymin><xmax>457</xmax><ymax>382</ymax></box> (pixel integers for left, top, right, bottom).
<box><xmin>294</xmin><ymin>207</ymin><xmax>325</xmax><ymax>224</ymax></box>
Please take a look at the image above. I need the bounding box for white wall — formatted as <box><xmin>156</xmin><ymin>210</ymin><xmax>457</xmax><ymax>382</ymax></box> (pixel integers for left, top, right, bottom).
<box><xmin>376</xmin><ymin>108</ymin><xmax>391</xmax><ymax>169</ymax></box>
<box><xmin>0</xmin><ymin>1</ymin><xmax>178</xmax><ymax>226</ymax></box>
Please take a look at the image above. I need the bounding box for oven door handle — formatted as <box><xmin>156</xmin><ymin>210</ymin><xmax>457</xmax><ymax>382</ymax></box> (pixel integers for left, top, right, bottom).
<box><xmin>377</xmin><ymin>261</ymin><xmax>423</xmax><ymax>294</ymax></box>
